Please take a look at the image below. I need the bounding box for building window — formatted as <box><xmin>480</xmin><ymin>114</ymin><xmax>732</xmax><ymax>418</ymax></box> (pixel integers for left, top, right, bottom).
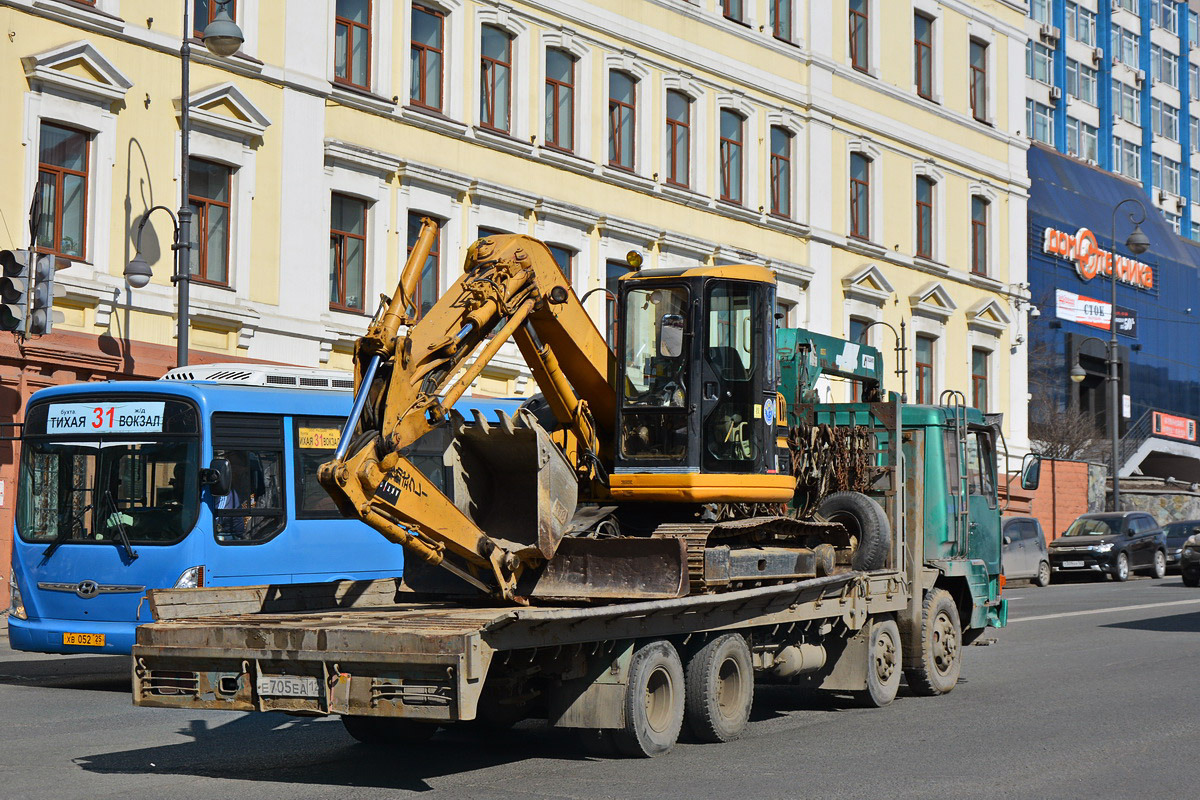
<box><xmin>849</xmin><ymin>0</ymin><xmax>869</xmax><ymax>73</ymax></box>
<box><xmin>329</xmin><ymin>193</ymin><xmax>366</xmax><ymax>312</ymax></box>
<box><xmin>545</xmin><ymin>49</ymin><xmax>575</xmax><ymax>151</ymax></box>
<box><xmin>1191</xmin><ymin>116</ymin><xmax>1199</xmax><ymax>151</ymax></box>
<box><xmin>605</xmin><ymin>259</ymin><xmax>630</xmax><ymax>346</ymax></box>
<box><xmin>915</xmin><ymin>176</ymin><xmax>934</xmax><ymax>260</ymax></box>
<box><xmin>1155</xmin><ymin>0</ymin><xmax>1180</xmax><ymax>34</ymax></box>
<box><xmin>970</xmin><ymin>196</ymin><xmax>988</xmax><ymax>276</ymax></box>
<box><xmin>1191</xmin><ymin>64</ymin><xmax>1200</xmax><ymax>100</ymax></box>
<box><xmin>847</xmin><ymin>317</ymin><xmax>870</xmax><ymax>400</ymax></box>
<box><xmin>1030</xmin><ymin>0</ymin><xmax>1049</xmax><ymax>24</ymax></box>
<box><xmin>969</xmin><ymin>40</ymin><xmax>987</xmax><ymax>122</ymax></box>
<box><xmin>1067</xmin><ymin>2</ymin><xmax>1096</xmax><ymax>46</ymax></box>
<box><xmin>1026</xmin><ymin>100</ymin><xmax>1054</xmax><ymax>145</ymax></box>
<box><xmin>547</xmin><ymin>244</ymin><xmax>573</xmax><ymax>282</ymax></box>
<box><xmin>665</xmin><ymin>90</ymin><xmax>690</xmax><ymax>188</ymax></box>
<box><xmin>722</xmin><ymin>0</ymin><xmax>744</xmax><ymax>24</ymax></box>
<box><xmin>194</xmin><ymin>0</ymin><xmax>237</xmax><ymax>39</ymax></box>
<box><xmin>850</xmin><ymin>152</ymin><xmax>871</xmax><ymax>240</ymax></box>
<box><xmin>1113</xmin><ymin>82</ymin><xmax>1140</xmax><ymax>124</ymax></box>
<box><xmin>609</xmin><ymin>71</ymin><xmax>636</xmax><ymax>170</ymax></box>
<box><xmin>1191</xmin><ymin>9</ymin><xmax>1199</xmax><ymax>44</ymax></box>
<box><xmin>971</xmin><ymin>348</ymin><xmax>989</xmax><ymax>413</ymax></box>
<box><xmin>480</xmin><ymin>25</ymin><xmax>512</xmax><ymax>133</ymax></box>
<box><xmin>769</xmin><ymin>126</ymin><xmax>792</xmax><ymax>218</ymax></box>
<box><xmin>334</xmin><ymin>0</ymin><xmax>371</xmax><ymax>90</ymax></box>
<box><xmin>1112</xmin><ymin>137</ymin><xmax>1142</xmax><ymax>180</ymax></box>
<box><xmin>1192</xmin><ymin>167</ymin><xmax>1200</xmax><ymax>199</ymax></box>
<box><xmin>1113</xmin><ymin>26</ymin><xmax>1139</xmax><ymax>66</ymax></box>
<box><xmin>410</xmin><ymin>5</ymin><xmax>444</xmax><ymax>111</ymax></box>
<box><xmin>407</xmin><ymin>212</ymin><xmax>441</xmax><ymax>319</ymax></box>
<box><xmin>188</xmin><ymin>159</ymin><xmax>232</xmax><ymax>285</ymax></box>
<box><xmin>719</xmin><ymin>110</ymin><xmax>744</xmax><ymax>205</ymax></box>
<box><xmin>914</xmin><ymin>14</ymin><xmax>933</xmax><ymax>100</ymax></box>
<box><xmin>35</xmin><ymin>122</ymin><xmax>89</xmax><ymax>260</ymax></box>
<box><xmin>1066</xmin><ymin>59</ymin><xmax>1097</xmax><ymax>105</ymax></box>
<box><xmin>1164</xmin><ymin>210</ymin><xmax>1182</xmax><ymax>234</ymax></box>
<box><xmin>1116</xmin><ymin>0</ymin><xmax>1136</xmax><ymax>12</ymax></box>
<box><xmin>1026</xmin><ymin>41</ymin><xmax>1053</xmax><ymax>84</ymax></box>
<box><xmin>1152</xmin><ymin>99</ymin><xmax>1180</xmax><ymax>142</ymax></box>
<box><xmin>1151</xmin><ymin>45</ymin><xmax>1178</xmax><ymax>89</ymax></box>
<box><xmin>1067</xmin><ymin>117</ymin><xmax>1099</xmax><ymax>162</ymax></box>
<box><xmin>1153</xmin><ymin>154</ymin><xmax>1181</xmax><ymax>195</ymax></box>
<box><xmin>770</xmin><ymin>0</ymin><xmax>792</xmax><ymax>42</ymax></box>
<box><xmin>915</xmin><ymin>334</ymin><xmax>935</xmax><ymax>404</ymax></box>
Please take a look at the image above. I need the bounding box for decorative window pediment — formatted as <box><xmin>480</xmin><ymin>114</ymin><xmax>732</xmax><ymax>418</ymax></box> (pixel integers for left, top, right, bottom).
<box><xmin>21</xmin><ymin>40</ymin><xmax>132</xmax><ymax>104</ymax></box>
<box><xmin>842</xmin><ymin>263</ymin><xmax>895</xmax><ymax>305</ymax></box>
<box><xmin>180</xmin><ymin>83</ymin><xmax>272</xmax><ymax>140</ymax></box>
<box><xmin>324</xmin><ymin>139</ymin><xmax>402</xmax><ymax>177</ymax></box>
<box><xmin>966</xmin><ymin>297</ymin><xmax>1011</xmax><ymax>334</ymax></box>
<box><xmin>909</xmin><ymin>281</ymin><xmax>957</xmax><ymax>320</ymax></box>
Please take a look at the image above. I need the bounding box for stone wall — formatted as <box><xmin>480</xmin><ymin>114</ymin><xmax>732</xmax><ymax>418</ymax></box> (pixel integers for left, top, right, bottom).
<box><xmin>1114</xmin><ymin>477</ymin><xmax>1200</xmax><ymax>523</ymax></box>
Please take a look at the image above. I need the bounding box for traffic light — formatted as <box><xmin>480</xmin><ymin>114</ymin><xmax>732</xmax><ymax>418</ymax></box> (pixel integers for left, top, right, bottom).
<box><xmin>0</xmin><ymin>249</ymin><xmax>30</xmax><ymax>333</ymax></box>
<box><xmin>28</xmin><ymin>253</ymin><xmax>65</xmax><ymax>336</ymax></box>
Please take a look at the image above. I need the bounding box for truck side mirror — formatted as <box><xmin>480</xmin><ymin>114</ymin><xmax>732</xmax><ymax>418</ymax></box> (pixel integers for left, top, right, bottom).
<box><xmin>1019</xmin><ymin>453</ymin><xmax>1042</xmax><ymax>491</ymax></box>
<box><xmin>658</xmin><ymin>314</ymin><xmax>685</xmax><ymax>358</ymax></box>
<box><xmin>1003</xmin><ymin>535</ymin><xmax>1011</xmax><ymax>545</ymax></box>
<box><xmin>203</xmin><ymin>457</ymin><xmax>232</xmax><ymax>497</ymax></box>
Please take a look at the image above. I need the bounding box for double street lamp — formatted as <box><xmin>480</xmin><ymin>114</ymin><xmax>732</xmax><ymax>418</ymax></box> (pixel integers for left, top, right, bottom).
<box><xmin>124</xmin><ymin>1</ymin><xmax>243</xmax><ymax>368</ymax></box>
<box><xmin>1070</xmin><ymin>197</ymin><xmax>1151</xmax><ymax>512</ymax></box>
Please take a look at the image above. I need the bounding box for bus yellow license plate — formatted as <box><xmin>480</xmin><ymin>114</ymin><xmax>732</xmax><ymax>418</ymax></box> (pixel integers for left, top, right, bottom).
<box><xmin>62</xmin><ymin>632</ymin><xmax>105</xmax><ymax>647</ymax></box>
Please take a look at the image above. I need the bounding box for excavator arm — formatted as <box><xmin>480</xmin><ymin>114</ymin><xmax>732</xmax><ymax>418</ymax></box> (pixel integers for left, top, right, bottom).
<box><xmin>319</xmin><ymin>220</ymin><xmax>616</xmax><ymax>600</ymax></box>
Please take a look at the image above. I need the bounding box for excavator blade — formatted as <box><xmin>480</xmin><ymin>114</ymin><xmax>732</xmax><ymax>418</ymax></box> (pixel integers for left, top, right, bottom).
<box><xmin>527</xmin><ymin>536</ymin><xmax>689</xmax><ymax>601</ymax></box>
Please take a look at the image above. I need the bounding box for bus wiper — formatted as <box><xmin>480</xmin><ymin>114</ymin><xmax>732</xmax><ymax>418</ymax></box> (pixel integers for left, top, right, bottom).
<box><xmin>43</xmin><ymin>503</ymin><xmax>91</xmax><ymax>559</ymax></box>
<box><xmin>104</xmin><ymin>489</ymin><xmax>139</xmax><ymax>562</ymax></box>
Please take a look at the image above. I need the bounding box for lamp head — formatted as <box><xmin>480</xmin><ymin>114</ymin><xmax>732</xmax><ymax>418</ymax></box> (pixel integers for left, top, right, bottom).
<box><xmin>1125</xmin><ymin>224</ymin><xmax>1150</xmax><ymax>256</ymax></box>
<box><xmin>202</xmin><ymin>4</ymin><xmax>244</xmax><ymax>57</ymax></box>
<box><xmin>124</xmin><ymin>254</ymin><xmax>153</xmax><ymax>289</ymax></box>
<box><xmin>1070</xmin><ymin>362</ymin><xmax>1087</xmax><ymax>384</ymax></box>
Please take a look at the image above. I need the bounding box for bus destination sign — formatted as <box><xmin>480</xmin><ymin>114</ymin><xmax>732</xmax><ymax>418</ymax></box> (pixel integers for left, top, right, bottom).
<box><xmin>46</xmin><ymin>402</ymin><xmax>167</xmax><ymax>434</ymax></box>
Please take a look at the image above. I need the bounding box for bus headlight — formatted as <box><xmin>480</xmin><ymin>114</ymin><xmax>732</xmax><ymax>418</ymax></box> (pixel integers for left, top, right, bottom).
<box><xmin>173</xmin><ymin>566</ymin><xmax>206</xmax><ymax>589</ymax></box>
<box><xmin>10</xmin><ymin>573</ymin><xmax>27</xmax><ymax>620</ymax></box>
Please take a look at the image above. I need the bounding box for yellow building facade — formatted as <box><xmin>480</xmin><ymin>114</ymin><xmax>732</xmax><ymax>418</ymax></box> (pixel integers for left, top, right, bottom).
<box><xmin>0</xmin><ymin>0</ymin><xmax>1033</xmax><ymax>557</ymax></box>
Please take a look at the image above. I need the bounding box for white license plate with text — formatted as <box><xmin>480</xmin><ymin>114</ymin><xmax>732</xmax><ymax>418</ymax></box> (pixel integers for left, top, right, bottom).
<box><xmin>256</xmin><ymin>675</ymin><xmax>320</xmax><ymax>697</ymax></box>
<box><xmin>1062</xmin><ymin>560</ymin><xmax>1086</xmax><ymax>568</ymax></box>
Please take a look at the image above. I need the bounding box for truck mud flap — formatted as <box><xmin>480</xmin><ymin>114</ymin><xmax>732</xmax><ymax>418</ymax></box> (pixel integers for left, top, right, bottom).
<box><xmin>527</xmin><ymin>536</ymin><xmax>689</xmax><ymax>601</ymax></box>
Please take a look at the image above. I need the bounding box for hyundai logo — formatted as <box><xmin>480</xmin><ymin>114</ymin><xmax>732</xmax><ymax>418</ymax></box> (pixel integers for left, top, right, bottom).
<box><xmin>75</xmin><ymin>580</ymin><xmax>100</xmax><ymax>599</ymax></box>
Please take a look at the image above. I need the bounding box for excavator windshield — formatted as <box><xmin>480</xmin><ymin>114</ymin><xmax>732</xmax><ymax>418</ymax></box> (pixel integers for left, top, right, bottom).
<box><xmin>623</xmin><ymin>286</ymin><xmax>689</xmax><ymax>408</ymax></box>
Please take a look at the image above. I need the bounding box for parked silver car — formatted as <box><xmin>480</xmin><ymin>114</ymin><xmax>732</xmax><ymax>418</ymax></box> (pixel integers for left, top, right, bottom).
<box><xmin>1002</xmin><ymin>516</ymin><xmax>1050</xmax><ymax>587</ymax></box>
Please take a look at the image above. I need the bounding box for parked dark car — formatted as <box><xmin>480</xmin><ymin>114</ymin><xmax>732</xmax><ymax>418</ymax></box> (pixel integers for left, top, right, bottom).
<box><xmin>1047</xmin><ymin>512</ymin><xmax>1167</xmax><ymax>582</ymax></box>
<box><xmin>1002</xmin><ymin>517</ymin><xmax>1050</xmax><ymax>586</ymax></box>
<box><xmin>1163</xmin><ymin>520</ymin><xmax>1200</xmax><ymax>570</ymax></box>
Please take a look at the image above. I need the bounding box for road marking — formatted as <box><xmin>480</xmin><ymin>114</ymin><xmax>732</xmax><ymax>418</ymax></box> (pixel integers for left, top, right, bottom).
<box><xmin>1012</xmin><ymin>597</ymin><xmax>1200</xmax><ymax>623</ymax></box>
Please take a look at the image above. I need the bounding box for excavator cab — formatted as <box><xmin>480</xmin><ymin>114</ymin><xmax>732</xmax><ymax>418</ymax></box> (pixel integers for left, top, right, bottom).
<box><xmin>610</xmin><ymin>266</ymin><xmax>794</xmax><ymax>504</ymax></box>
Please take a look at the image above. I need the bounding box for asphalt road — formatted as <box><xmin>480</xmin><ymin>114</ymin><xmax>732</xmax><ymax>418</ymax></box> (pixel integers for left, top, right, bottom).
<box><xmin>2</xmin><ymin>575</ymin><xmax>1198</xmax><ymax>799</ymax></box>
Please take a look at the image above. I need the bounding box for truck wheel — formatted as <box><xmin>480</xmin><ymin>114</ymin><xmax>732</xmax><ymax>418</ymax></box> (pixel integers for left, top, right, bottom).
<box><xmin>684</xmin><ymin>633</ymin><xmax>754</xmax><ymax>743</ymax></box>
<box><xmin>341</xmin><ymin>715</ymin><xmax>437</xmax><ymax>745</ymax></box>
<box><xmin>859</xmin><ymin>616</ymin><xmax>901</xmax><ymax>708</ymax></box>
<box><xmin>613</xmin><ymin>639</ymin><xmax>685</xmax><ymax>758</ymax></box>
<box><xmin>1032</xmin><ymin>561</ymin><xmax>1051</xmax><ymax>587</ymax></box>
<box><xmin>903</xmin><ymin>588</ymin><xmax>962</xmax><ymax>697</ymax></box>
<box><xmin>816</xmin><ymin>491</ymin><xmax>891</xmax><ymax>571</ymax></box>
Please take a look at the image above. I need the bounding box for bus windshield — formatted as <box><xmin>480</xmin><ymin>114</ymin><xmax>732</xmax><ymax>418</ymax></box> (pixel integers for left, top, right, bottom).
<box><xmin>17</xmin><ymin>438</ymin><xmax>201</xmax><ymax>548</ymax></box>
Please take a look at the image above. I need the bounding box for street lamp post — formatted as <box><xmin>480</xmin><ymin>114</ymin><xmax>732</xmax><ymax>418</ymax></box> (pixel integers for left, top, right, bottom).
<box><xmin>1070</xmin><ymin>198</ymin><xmax>1150</xmax><ymax>512</ymax></box>
<box><xmin>124</xmin><ymin>1</ymin><xmax>243</xmax><ymax>368</ymax></box>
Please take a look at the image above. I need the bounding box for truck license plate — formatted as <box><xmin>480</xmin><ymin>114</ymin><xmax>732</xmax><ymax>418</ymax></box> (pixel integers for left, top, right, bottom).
<box><xmin>62</xmin><ymin>632</ymin><xmax>105</xmax><ymax>647</ymax></box>
<box><xmin>1062</xmin><ymin>560</ymin><xmax>1085</xmax><ymax>568</ymax></box>
<box><xmin>256</xmin><ymin>675</ymin><xmax>320</xmax><ymax>697</ymax></box>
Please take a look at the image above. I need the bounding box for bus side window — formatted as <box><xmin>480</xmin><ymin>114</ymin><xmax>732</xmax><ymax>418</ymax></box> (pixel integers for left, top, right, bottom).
<box><xmin>213</xmin><ymin>448</ymin><xmax>285</xmax><ymax>542</ymax></box>
<box><xmin>294</xmin><ymin>417</ymin><xmax>344</xmax><ymax>519</ymax></box>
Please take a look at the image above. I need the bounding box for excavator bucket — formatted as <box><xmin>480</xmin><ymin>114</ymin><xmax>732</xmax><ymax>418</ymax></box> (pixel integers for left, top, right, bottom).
<box><xmin>527</xmin><ymin>536</ymin><xmax>690</xmax><ymax>600</ymax></box>
<box><xmin>449</xmin><ymin>408</ymin><xmax>578</xmax><ymax>560</ymax></box>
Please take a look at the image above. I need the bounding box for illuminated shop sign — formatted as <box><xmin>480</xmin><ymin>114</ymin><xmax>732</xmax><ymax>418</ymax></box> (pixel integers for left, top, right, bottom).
<box><xmin>1055</xmin><ymin>289</ymin><xmax>1137</xmax><ymax>336</ymax></box>
<box><xmin>1042</xmin><ymin>227</ymin><xmax>1154</xmax><ymax>290</ymax></box>
<box><xmin>1153</xmin><ymin>411</ymin><xmax>1197</xmax><ymax>442</ymax></box>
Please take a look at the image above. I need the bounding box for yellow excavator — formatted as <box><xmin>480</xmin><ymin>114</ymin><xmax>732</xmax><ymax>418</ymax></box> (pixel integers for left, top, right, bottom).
<box><xmin>319</xmin><ymin>219</ymin><xmax>823</xmax><ymax>604</ymax></box>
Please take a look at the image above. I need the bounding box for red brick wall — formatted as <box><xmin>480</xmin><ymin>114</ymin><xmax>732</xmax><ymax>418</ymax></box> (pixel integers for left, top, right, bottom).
<box><xmin>1028</xmin><ymin>459</ymin><xmax>1092</xmax><ymax>542</ymax></box>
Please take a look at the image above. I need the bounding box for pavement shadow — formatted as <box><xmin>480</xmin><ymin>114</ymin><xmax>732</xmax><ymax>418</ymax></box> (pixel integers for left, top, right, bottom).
<box><xmin>1103</xmin><ymin>610</ymin><xmax>1200</xmax><ymax>633</ymax></box>
<box><xmin>76</xmin><ymin>714</ymin><xmax>594</xmax><ymax>792</ymax></box>
<box><xmin>0</xmin><ymin>655</ymin><xmax>130</xmax><ymax>693</ymax></box>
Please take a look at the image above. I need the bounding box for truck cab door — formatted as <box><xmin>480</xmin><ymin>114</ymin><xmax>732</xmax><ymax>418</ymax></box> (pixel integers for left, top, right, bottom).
<box><xmin>965</xmin><ymin>427</ymin><xmax>1001</xmax><ymax>574</ymax></box>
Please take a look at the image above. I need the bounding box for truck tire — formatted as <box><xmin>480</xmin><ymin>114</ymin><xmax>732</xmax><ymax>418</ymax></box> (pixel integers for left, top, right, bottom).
<box><xmin>903</xmin><ymin>588</ymin><xmax>962</xmax><ymax>697</ymax></box>
<box><xmin>859</xmin><ymin>616</ymin><xmax>902</xmax><ymax>707</ymax></box>
<box><xmin>613</xmin><ymin>639</ymin><xmax>686</xmax><ymax>758</ymax></box>
<box><xmin>684</xmin><ymin>633</ymin><xmax>754</xmax><ymax>743</ymax></box>
<box><xmin>816</xmin><ymin>491</ymin><xmax>891</xmax><ymax>571</ymax></box>
<box><xmin>341</xmin><ymin>715</ymin><xmax>438</xmax><ymax>745</ymax></box>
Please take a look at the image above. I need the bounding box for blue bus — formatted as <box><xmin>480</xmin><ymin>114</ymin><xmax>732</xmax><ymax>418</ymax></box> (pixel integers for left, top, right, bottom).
<box><xmin>8</xmin><ymin>363</ymin><xmax>522</xmax><ymax>655</ymax></box>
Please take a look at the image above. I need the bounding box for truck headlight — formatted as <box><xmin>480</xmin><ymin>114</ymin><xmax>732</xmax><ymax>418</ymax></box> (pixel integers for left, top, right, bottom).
<box><xmin>1091</xmin><ymin>543</ymin><xmax>1115</xmax><ymax>554</ymax></box>
<box><xmin>173</xmin><ymin>565</ymin><xmax>206</xmax><ymax>589</ymax></box>
<box><xmin>9</xmin><ymin>573</ymin><xmax>27</xmax><ymax>620</ymax></box>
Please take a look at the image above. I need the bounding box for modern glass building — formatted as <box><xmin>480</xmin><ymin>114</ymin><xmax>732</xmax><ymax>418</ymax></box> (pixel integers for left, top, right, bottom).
<box><xmin>1026</xmin><ymin>0</ymin><xmax>1200</xmax><ymax>238</ymax></box>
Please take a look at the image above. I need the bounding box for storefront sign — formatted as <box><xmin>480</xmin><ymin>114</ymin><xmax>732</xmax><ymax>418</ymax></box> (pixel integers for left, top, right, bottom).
<box><xmin>1042</xmin><ymin>226</ymin><xmax>1154</xmax><ymax>290</ymax></box>
<box><xmin>1153</xmin><ymin>411</ymin><xmax>1197</xmax><ymax>442</ymax></box>
<box><xmin>1054</xmin><ymin>290</ymin><xmax>1137</xmax><ymax>337</ymax></box>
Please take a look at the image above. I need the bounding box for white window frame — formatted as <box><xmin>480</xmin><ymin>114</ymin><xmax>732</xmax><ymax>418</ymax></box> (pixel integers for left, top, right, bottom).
<box><xmin>765</xmin><ymin>110</ymin><xmax>804</xmax><ymax>223</ymax></box>
<box><xmin>913</xmin><ymin>163</ymin><xmax>945</xmax><ymax>264</ymax></box>
<box><xmin>969</xmin><ymin>183</ymin><xmax>999</xmax><ymax>280</ymax></box>
<box><xmin>327</xmin><ymin>0</ymin><xmax>392</xmax><ymax>97</ymax></box>
<box><xmin>847</xmin><ymin>139</ymin><xmax>882</xmax><ymax>244</ymax></box>
<box><xmin>715</xmin><ymin>93</ymin><xmax>757</xmax><ymax>208</ymax></box>
<box><xmin>473</xmin><ymin>8</ymin><xmax>530</xmax><ymax>141</ymax></box>
<box><xmin>966</xmin><ymin>23</ymin><xmax>996</xmax><ymax>125</ymax></box>
<box><xmin>402</xmin><ymin>0</ymin><xmax>465</xmax><ymax>121</ymax></box>
<box><xmin>912</xmin><ymin>0</ymin><xmax>943</xmax><ymax>104</ymax></box>
<box><xmin>539</xmin><ymin>31</ymin><xmax>591</xmax><ymax>161</ymax></box>
<box><xmin>602</xmin><ymin>54</ymin><xmax>651</xmax><ymax>178</ymax></box>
